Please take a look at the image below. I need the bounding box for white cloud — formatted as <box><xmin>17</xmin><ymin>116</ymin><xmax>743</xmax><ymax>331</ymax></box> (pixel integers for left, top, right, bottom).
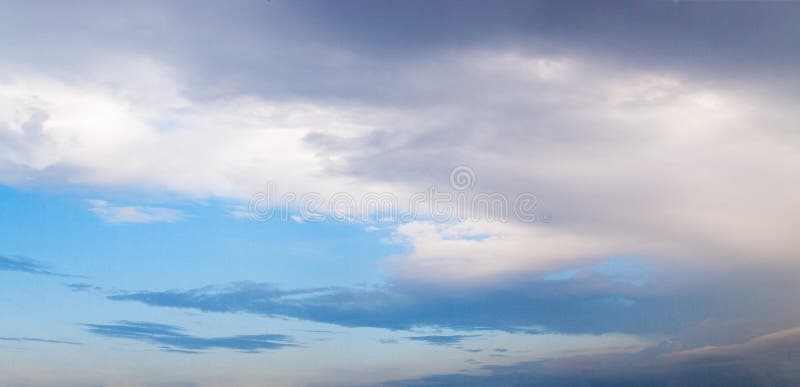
<box><xmin>1</xmin><ymin>48</ymin><xmax>798</xmax><ymax>283</ymax></box>
<box><xmin>227</xmin><ymin>205</ymin><xmax>251</xmax><ymax>220</ymax></box>
<box><xmin>387</xmin><ymin>220</ymin><xmax>630</xmax><ymax>283</ymax></box>
<box><xmin>87</xmin><ymin>199</ymin><xmax>183</xmax><ymax>224</ymax></box>
<box><xmin>0</xmin><ymin>59</ymin><xmax>394</xmax><ymax>200</ymax></box>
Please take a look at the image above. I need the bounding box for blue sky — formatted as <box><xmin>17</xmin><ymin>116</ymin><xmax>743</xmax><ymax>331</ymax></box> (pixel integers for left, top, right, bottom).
<box><xmin>2</xmin><ymin>1</ymin><xmax>800</xmax><ymax>386</ymax></box>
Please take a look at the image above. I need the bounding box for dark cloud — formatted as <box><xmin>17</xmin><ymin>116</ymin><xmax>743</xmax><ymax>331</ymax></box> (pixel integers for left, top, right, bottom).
<box><xmin>0</xmin><ymin>336</ymin><xmax>80</xmax><ymax>345</ymax></box>
<box><xmin>84</xmin><ymin>321</ymin><xmax>294</xmax><ymax>353</ymax></box>
<box><xmin>107</xmin><ymin>266</ymin><xmax>800</xmax><ymax>340</ymax></box>
<box><xmin>405</xmin><ymin>335</ymin><xmax>480</xmax><ymax>346</ymax></box>
<box><xmin>108</xmin><ymin>278</ymin><xmax>661</xmax><ymax>334</ymax></box>
<box><xmin>3</xmin><ymin>0</ymin><xmax>798</xmax><ymax>104</ymax></box>
<box><xmin>0</xmin><ymin>255</ymin><xmax>71</xmax><ymax>277</ymax></box>
<box><xmin>301</xmin><ymin>0</ymin><xmax>800</xmax><ymax>58</ymax></box>
<box><xmin>384</xmin><ymin>326</ymin><xmax>800</xmax><ymax>386</ymax></box>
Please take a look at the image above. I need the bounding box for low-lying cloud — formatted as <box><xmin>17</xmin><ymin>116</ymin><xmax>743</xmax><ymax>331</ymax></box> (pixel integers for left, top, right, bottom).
<box><xmin>385</xmin><ymin>325</ymin><xmax>800</xmax><ymax>386</ymax></box>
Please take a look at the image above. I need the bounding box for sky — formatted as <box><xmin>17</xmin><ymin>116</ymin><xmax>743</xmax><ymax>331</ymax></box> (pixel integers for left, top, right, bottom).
<box><xmin>1</xmin><ymin>1</ymin><xmax>800</xmax><ymax>386</ymax></box>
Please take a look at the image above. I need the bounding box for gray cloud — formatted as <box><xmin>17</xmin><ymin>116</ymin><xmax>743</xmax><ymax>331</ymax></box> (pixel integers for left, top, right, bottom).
<box><xmin>5</xmin><ymin>1</ymin><xmax>797</xmax><ymax>102</ymax></box>
<box><xmin>384</xmin><ymin>325</ymin><xmax>800</xmax><ymax>386</ymax></box>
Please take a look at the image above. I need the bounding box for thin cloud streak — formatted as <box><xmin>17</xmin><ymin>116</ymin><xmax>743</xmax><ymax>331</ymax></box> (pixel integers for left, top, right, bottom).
<box><xmin>0</xmin><ymin>337</ymin><xmax>81</xmax><ymax>345</ymax></box>
<box><xmin>106</xmin><ymin>264</ymin><xmax>800</xmax><ymax>339</ymax></box>
<box><xmin>84</xmin><ymin>321</ymin><xmax>295</xmax><ymax>354</ymax></box>
<box><xmin>405</xmin><ymin>335</ymin><xmax>480</xmax><ymax>346</ymax></box>
<box><xmin>0</xmin><ymin>255</ymin><xmax>72</xmax><ymax>277</ymax></box>
<box><xmin>87</xmin><ymin>200</ymin><xmax>184</xmax><ymax>224</ymax></box>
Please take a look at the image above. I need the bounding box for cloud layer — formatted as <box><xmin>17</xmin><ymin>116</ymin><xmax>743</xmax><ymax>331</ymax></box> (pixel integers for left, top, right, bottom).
<box><xmin>2</xmin><ymin>45</ymin><xmax>798</xmax><ymax>286</ymax></box>
<box><xmin>1</xmin><ymin>2</ymin><xmax>800</xmax><ymax>385</ymax></box>
<box><xmin>107</xmin><ymin>263</ymin><xmax>800</xmax><ymax>340</ymax></box>
<box><xmin>385</xmin><ymin>325</ymin><xmax>800</xmax><ymax>386</ymax></box>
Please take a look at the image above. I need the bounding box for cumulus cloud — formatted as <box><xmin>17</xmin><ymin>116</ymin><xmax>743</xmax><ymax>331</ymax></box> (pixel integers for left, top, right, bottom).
<box><xmin>0</xmin><ymin>63</ymin><xmax>393</xmax><ymax>200</ymax></box>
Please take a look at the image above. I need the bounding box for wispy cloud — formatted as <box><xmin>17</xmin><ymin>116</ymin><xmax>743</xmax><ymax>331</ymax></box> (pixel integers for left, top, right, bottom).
<box><xmin>0</xmin><ymin>255</ymin><xmax>71</xmax><ymax>277</ymax></box>
<box><xmin>84</xmin><ymin>321</ymin><xmax>294</xmax><ymax>353</ymax></box>
<box><xmin>406</xmin><ymin>335</ymin><xmax>480</xmax><ymax>346</ymax></box>
<box><xmin>106</xmin><ymin>264</ymin><xmax>800</xmax><ymax>341</ymax></box>
<box><xmin>104</xmin><ymin>273</ymin><xmax>671</xmax><ymax>334</ymax></box>
<box><xmin>0</xmin><ymin>337</ymin><xmax>80</xmax><ymax>345</ymax></box>
<box><xmin>66</xmin><ymin>283</ymin><xmax>103</xmax><ymax>292</ymax></box>
<box><xmin>87</xmin><ymin>200</ymin><xmax>183</xmax><ymax>224</ymax></box>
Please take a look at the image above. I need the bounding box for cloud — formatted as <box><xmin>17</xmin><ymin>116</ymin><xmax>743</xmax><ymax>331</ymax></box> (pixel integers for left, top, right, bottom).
<box><xmin>0</xmin><ymin>66</ymin><xmax>388</xmax><ymax>200</ymax></box>
<box><xmin>66</xmin><ymin>283</ymin><xmax>103</xmax><ymax>292</ymax></box>
<box><xmin>0</xmin><ymin>255</ymin><xmax>70</xmax><ymax>277</ymax></box>
<box><xmin>84</xmin><ymin>321</ymin><xmax>294</xmax><ymax>353</ymax></box>
<box><xmin>0</xmin><ymin>3</ymin><xmax>798</xmax><ymax>386</ymax></box>
<box><xmin>87</xmin><ymin>200</ymin><xmax>183</xmax><ymax>224</ymax></box>
<box><xmin>1</xmin><ymin>37</ymin><xmax>798</xmax><ymax>288</ymax></box>
<box><xmin>0</xmin><ymin>336</ymin><xmax>80</xmax><ymax>345</ymax></box>
<box><xmin>384</xmin><ymin>325</ymin><xmax>800</xmax><ymax>386</ymax></box>
<box><xmin>387</xmin><ymin>221</ymin><xmax>627</xmax><ymax>284</ymax></box>
<box><xmin>405</xmin><ymin>335</ymin><xmax>480</xmax><ymax>346</ymax></box>
<box><xmin>106</xmin><ymin>262</ymin><xmax>800</xmax><ymax>337</ymax></box>
<box><xmin>0</xmin><ymin>2</ymin><xmax>798</xmax><ymax>386</ymax></box>
<box><xmin>309</xmin><ymin>54</ymin><xmax>800</xmax><ymax>284</ymax></box>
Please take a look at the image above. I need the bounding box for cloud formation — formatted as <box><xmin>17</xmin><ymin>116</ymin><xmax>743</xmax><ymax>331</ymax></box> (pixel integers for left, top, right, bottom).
<box><xmin>0</xmin><ymin>336</ymin><xmax>80</xmax><ymax>345</ymax></box>
<box><xmin>107</xmin><ymin>262</ymin><xmax>800</xmax><ymax>339</ymax></box>
<box><xmin>0</xmin><ymin>1</ymin><xmax>799</xmax><ymax>386</ymax></box>
<box><xmin>0</xmin><ymin>255</ymin><xmax>70</xmax><ymax>277</ymax></box>
<box><xmin>3</xmin><ymin>43</ymin><xmax>797</xmax><ymax>289</ymax></box>
<box><xmin>385</xmin><ymin>325</ymin><xmax>800</xmax><ymax>386</ymax></box>
<box><xmin>87</xmin><ymin>200</ymin><xmax>183</xmax><ymax>224</ymax></box>
<box><xmin>405</xmin><ymin>335</ymin><xmax>480</xmax><ymax>346</ymax></box>
<box><xmin>84</xmin><ymin>321</ymin><xmax>294</xmax><ymax>354</ymax></box>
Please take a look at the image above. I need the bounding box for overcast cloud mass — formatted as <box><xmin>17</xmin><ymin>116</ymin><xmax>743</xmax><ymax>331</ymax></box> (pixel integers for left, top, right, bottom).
<box><xmin>1</xmin><ymin>1</ymin><xmax>799</xmax><ymax>386</ymax></box>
